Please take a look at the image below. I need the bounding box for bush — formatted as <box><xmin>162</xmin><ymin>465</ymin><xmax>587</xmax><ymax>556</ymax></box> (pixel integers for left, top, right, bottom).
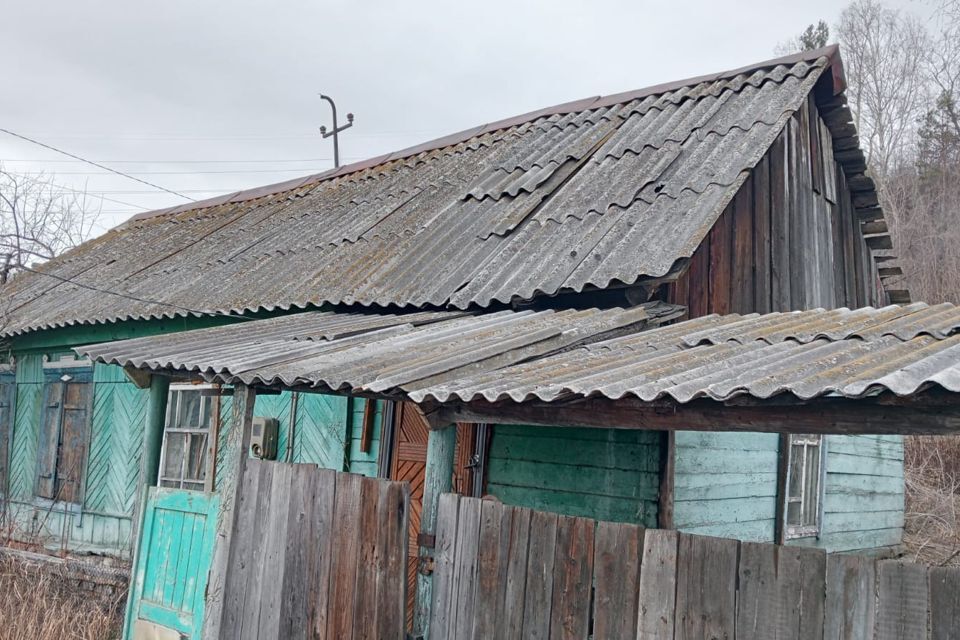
<box><xmin>904</xmin><ymin>435</ymin><xmax>960</xmax><ymax>566</ymax></box>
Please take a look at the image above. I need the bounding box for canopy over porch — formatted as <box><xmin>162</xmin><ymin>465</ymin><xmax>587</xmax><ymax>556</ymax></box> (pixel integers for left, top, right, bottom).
<box><xmin>75</xmin><ymin>301</ymin><xmax>960</xmax><ymax>435</ymax></box>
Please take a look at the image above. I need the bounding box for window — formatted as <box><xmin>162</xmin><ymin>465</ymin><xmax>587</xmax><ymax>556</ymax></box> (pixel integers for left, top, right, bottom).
<box><xmin>158</xmin><ymin>385</ymin><xmax>216</xmax><ymax>491</ymax></box>
<box><xmin>37</xmin><ymin>359</ymin><xmax>93</xmax><ymax>504</ymax></box>
<box><xmin>782</xmin><ymin>434</ymin><xmax>826</xmax><ymax>539</ymax></box>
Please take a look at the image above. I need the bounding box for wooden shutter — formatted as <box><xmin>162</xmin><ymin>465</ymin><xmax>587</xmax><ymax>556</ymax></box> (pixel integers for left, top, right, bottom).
<box><xmin>36</xmin><ymin>382</ymin><xmax>64</xmax><ymax>499</ymax></box>
<box><xmin>56</xmin><ymin>382</ymin><xmax>91</xmax><ymax>503</ymax></box>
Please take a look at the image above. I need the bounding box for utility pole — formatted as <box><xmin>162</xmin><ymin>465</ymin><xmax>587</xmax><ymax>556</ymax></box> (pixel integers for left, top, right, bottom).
<box><xmin>319</xmin><ymin>94</ymin><xmax>354</xmax><ymax>168</ymax></box>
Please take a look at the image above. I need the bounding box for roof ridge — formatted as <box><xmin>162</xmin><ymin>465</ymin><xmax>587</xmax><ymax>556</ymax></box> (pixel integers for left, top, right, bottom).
<box><xmin>119</xmin><ymin>45</ymin><xmax>842</xmax><ymax>229</ymax></box>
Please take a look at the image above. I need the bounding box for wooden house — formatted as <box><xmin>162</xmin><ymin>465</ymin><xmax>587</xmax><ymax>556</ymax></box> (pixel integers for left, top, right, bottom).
<box><xmin>0</xmin><ymin>42</ymin><xmax>912</xmax><ymax>584</ymax></box>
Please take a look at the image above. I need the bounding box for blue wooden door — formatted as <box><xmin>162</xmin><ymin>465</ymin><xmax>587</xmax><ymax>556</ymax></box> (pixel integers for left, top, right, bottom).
<box><xmin>125</xmin><ymin>488</ymin><xmax>219</xmax><ymax>639</ymax></box>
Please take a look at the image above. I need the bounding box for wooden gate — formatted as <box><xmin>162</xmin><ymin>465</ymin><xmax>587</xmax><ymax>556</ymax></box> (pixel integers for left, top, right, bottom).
<box><xmin>430</xmin><ymin>494</ymin><xmax>960</xmax><ymax>640</ymax></box>
<box><xmin>217</xmin><ymin>460</ymin><xmax>410</xmax><ymax>639</ymax></box>
<box><xmin>125</xmin><ymin>488</ymin><xmax>219</xmax><ymax>639</ymax></box>
<box><xmin>389</xmin><ymin>403</ymin><xmax>474</xmax><ymax>626</ymax></box>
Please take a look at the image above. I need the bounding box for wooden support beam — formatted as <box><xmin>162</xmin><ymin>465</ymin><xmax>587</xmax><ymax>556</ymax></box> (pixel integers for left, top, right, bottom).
<box><xmin>413</xmin><ymin>423</ymin><xmax>457</xmax><ymax>639</ymax></box>
<box><xmin>202</xmin><ymin>383</ymin><xmax>257</xmax><ymax>640</ymax></box>
<box><xmin>434</xmin><ymin>395</ymin><xmax>960</xmax><ymax>436</ymax></box>
<box><xmin>122</xmin><ymin>365</ymin><xmax>152</xmax><ymax>390</ymax></box>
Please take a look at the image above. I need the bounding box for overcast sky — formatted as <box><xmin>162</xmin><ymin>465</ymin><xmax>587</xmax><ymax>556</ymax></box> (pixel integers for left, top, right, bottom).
<box><xmin>0</xmin><ymin>0</ymin><xmax>928</xmax><ymax>234</ymax></box>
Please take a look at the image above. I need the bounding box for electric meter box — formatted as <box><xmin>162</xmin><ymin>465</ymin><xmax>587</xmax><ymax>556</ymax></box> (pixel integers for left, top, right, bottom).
<box><xmin>250</xmin><ymin>416</ymin><xmax>279</xmax><ymax>460</ymax></box>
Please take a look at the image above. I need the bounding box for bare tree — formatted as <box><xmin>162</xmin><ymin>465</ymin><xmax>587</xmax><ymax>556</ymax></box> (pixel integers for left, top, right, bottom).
<box><xmin>0</xmin><ymin>166</ymin><xmax>100</xmax><ymax>286</ymax></box>
<box><xmin>837</xmin><ymin>0</ymin><xmax>930</xmax><ymax>180</ymax></box>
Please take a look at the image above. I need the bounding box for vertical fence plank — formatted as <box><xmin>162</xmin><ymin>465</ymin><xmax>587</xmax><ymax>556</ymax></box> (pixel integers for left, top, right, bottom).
<box><xmin>797</xmin><ymin>547</ymin><xmax>826</xmax><ymax>640</ymax></box>
<box><xmin>452</xmin><ymin>496</ymin><xmax>483</xmax><ymax>639</ymax></box>
<box><xmin>930</xmin><ymin>567</ymin><xmax>960</xmax><ymax>640</ymax></box>
<box><xmin>326</xmin><ymin>472</ymin><xmax>364</xmax><ymax>639</ymax></box>
<box><xmin>876</xmin><ymin>561</ymin><xmax>929</xmax><ymax>640</ymax></box>
<box><xmin>593</xmin><ymin>522</ymin><xmax>643</xmax><ymax>640</ymax></box>
<box><xmin>277</xmin><ymin>463</ymin><xmax>320</xmax><ymax>640</ymax></box>
<box><xmin>239</xmin><ymin>461</ymin><xmax>275</xmax><ymax>638</ymax></box>
<box><xmin>737</xmin><ymin>542</ymin><xmax>777</xmax><ymax>640</ymax></box>
<box><xmin>549</xmin><ymin>516</ymin><xmax>595</xmax><ymax>640</ymax></box>
<box><xmin>824</xmin><ymin>555</ymin><xmax>876</xmax><ymax>640</ymax></box>
<box><xmin>429</xmin><ymin>493</ymin><xmax>462</xmax><ymax>639</ymax></box>
<box><xmin>352</xmin><ymin>476</ymin><xmax>384</xmax><ymax>639</ymax></box>
<box><xmin>220</xmin><ymin>458</ymin><xmax>265</xmax><ymax>638</ymax></box>
<box><xmin>374</xmin><ymin>480</ymin><xmax>410</xmax><ymax>640</ymax></box>
<box><xmin>257</xmin><ymin>462</ymin><xmax>295</xmax><ymax>639</ymax></box>
<box><xmin>637</xmin><ymin>529</ymin><xmax>678</xmax><ymax>640</ymax></box>
<box><xmin>500</xmin><ymin>506</ymin><xmax>532</xmax><ymax>640</ymax></box>
<box><xmin>674</xmin><ymin>534</ymin><xmax>738</xmax><ymax>640</ymax></box>
<box><xmin>473</xmin><ymin>500</ymin><xmax>513</xmax><ymax>640</ymax></box>
<box><xmin>307</xmin><ymin>468</ymin><xmax>338</xmax><ymax>639</ymax></box>
<box><xmin>522</xmin><ymin>510</ymin><xmax>559</xmax><ymax>640</ymax></box>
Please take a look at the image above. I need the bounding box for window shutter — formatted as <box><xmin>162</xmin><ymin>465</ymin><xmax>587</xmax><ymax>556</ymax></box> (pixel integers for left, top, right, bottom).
<box><xmin>0</xmin><ymin>379</ymin><xmax>14</xmax><ymax>493</ymax></box>
<box><xmin>56</xmin><ymin>382</ymin><xmax>92</xmax><ymax>504</ymax></box>
<box><xmin>36</xmin><ymin>382</ymin><xmax>63</xmax><ymax>499</ymax></box>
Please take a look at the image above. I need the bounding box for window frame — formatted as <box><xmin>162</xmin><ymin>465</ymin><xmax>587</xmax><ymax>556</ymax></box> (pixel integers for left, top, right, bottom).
<box><xmin>0</xmin><ymin>362</ymin><xmax>16</xmax><ymax>498</ymax></box>
<box><xmin>157</xmin><ymin>383</ymin><xmax>220</xmax><ymax>492</ymax></box>
<box><xmin>779</xmin><ymin>433</ymin><xmax>828</xmax><ymax>542</ymax></box>
<box><xmin>35</xmin><ymin>356</ymin><xmax>94</xmax><ymax>508</ymax></box>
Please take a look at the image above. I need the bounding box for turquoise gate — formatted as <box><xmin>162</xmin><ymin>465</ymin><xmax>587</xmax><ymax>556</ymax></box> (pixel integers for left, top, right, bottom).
<box><xmin>124</xmin><ymin>488</ymin><xmax>219</xmax><ymax>639</ymax></box>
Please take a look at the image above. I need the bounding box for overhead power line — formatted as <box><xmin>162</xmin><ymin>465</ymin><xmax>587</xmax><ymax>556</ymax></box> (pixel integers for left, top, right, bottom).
<box><xmin>0</xmin><ymin>156</ymin><xmax>361</xmax><ymax>164</ymax></box>
<box><xmin>20</xmin><ymin>167</ymin><xmax>326</xmax><ymax>176</ymax></box>
<box><xmin>0</xmin><ymin>128</ymin><xmax>196</xmax><ymax>201</ymax></box>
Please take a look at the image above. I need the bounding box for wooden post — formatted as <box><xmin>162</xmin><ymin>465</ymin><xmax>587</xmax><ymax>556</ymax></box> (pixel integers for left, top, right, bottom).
<box><xmin>202</xmin><ymin>383</ymin><xmax>256</xmax><ymax>640</ymax></box>
<box><xmin>140</xmin><ymin>375</ymin><xmax>170</xmax><ymax>487</ymax></box>
<box><xmin>121</xmin><ymin>373</ymin><xmax>166</xmax><ymax>639</ymax></box>
<box><xmin>412</xmin><ymin>423</ymin><xmax>457</xmax><ymax>639</ymax></box>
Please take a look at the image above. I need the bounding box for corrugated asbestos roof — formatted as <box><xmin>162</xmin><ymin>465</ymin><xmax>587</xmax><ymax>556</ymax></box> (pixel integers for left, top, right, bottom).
<box><xmin>2</xmin><ymin>49</ymin><xmax>841</xmax><ymax>336</ymax></box>
<box><xmin>78</xmin><ymin>302</ymin><xmax>960</xmax><ymax>406</ymax></box>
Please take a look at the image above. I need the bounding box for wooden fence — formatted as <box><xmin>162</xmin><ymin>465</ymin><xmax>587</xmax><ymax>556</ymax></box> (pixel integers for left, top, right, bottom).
<box><xmin>216</xmin><ymin>460</ymin><xmax>410</xmax><ymax>639</ymax></box>
<box><xmin>430</xmin><ymin>494</ymin><xmax>960</xmax><ymax>640</ymax></box>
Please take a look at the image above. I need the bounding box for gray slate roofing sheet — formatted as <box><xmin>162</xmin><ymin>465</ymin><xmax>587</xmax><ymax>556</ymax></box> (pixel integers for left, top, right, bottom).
<box><xmin>4</xmin><ymin>54</ymin><xmax>829</xmax><ymax>336</ymax></box>
<box><xmin>77</xmin><ymin>302</ymin><xmax>960</xmax><ymax>407</ymax></box>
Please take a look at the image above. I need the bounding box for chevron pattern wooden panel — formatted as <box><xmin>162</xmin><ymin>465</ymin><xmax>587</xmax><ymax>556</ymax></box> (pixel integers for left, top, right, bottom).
<box><xmin>9</xmin><ymin>383</ymin><xmax>41</xmax><ymax>500</ymax></box>
<box><xmin>294</xmin><ymin>392</ymin><xmax>349</xmax><ymax>470</ymax></box>
<box><xmin>86</xmin><ymin>378</ymin><xmax>148</xmax><ymax>516</ymax></box>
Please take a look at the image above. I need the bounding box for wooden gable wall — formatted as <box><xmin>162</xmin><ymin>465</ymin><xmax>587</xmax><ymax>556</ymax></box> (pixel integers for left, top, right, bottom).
<box><xmin>665</xmin><ymin>94</ymin><xmax>886</xmax><ymax>316</ymax></box>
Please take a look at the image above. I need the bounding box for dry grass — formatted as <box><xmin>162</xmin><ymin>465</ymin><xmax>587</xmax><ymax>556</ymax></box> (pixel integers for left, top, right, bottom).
<box><xmin>903</xmin><ymin>435</ymin><xmax>960</xmax><ymax>566</ymax></box>
<box><xmin>0</xmin><ymin>554</ymin><xmax>124</xmax><ymax>640</ymax></box>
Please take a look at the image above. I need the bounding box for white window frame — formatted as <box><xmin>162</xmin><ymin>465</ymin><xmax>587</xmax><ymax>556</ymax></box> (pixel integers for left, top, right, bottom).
<box><xmin>158</xmin><ymin>383</ymin><xmax>218</xmax><ymax>492</ymax></box>
<box><xmin>782</xmin><ymin>434</ymin><xmax>828</xmax><ymax>540</ymax></box>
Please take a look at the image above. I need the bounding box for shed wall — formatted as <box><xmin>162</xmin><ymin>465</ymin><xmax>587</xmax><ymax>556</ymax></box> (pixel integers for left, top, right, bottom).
<box><xmin>485</xmin><ymin>424</ymin><xmax>660</xmax><ymax>526</ymax></box>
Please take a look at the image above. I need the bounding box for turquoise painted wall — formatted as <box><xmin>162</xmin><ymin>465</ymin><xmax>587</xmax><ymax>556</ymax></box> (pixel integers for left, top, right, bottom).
<box><xmin>792</xmin><ymin>434</ymin><xmax>905</xmax><ymax>554</ymax></box>
<box><xmin>6</xmin><ymin>357</ymin><xmax>147</xmax><ymax>556</ymax></box>
<box><xmin>673</xmin><ymin>431</ymin><xmax>780</xmax><ymax>541</ymax></box>
<box><xmin>485</xmin><ymin>424</ymin><xmax>661</xmax><ymax>526</ymax></box>
<box><xmin>672</xmin><ymin>432</ymin><xmax>904</xmax><ymax>554</ymax></box>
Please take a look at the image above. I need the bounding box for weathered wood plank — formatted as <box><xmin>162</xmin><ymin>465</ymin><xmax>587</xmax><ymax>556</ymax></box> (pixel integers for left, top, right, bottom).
<box><xmin>499</xmin><ymin>506</ymin><xmax>532</xmax><ymax>640</ymax></box>
<box><xmin>708</xmin><ymin>203</ymin><xmax>734</xmax><ymax>315</ymax></box>
<box><xmin>736</xmin><ymin>542</ymin><xmax>777</xmax><ymax>640</ymax></box>
<box><xmin>930</xmin><ymin>566</ymin><xmax>960</xmax><ymax>640</ymax></box>
<box><xmin>351</xmin><ymin>476</ymin><xmax>383</xmax><ymax>640</ymax></box>
<box><xmin>593</xmin><ymin>521</ymin><xmax>642</xmax><ymax>640</ymax></box>
<box><xmin>775</xmin><ymin>546</ymin><xmax>826</xmax><ymax>640</ymax></box>
<box><xmin>752</xmin><ymin>153</ymin><xmax>772</xmax><ymax>314</ymax></box>
<box><xmin>307</xmin><ymin>468</ymin><xmax>338</xmax><ymax>638</ymax></box>
<box><xmin>430</xmin><ymin>493</ymin><xmax>462</xmax><ymax>639</ymax></box>
<box><xmin>548</xmin><ymin>515</ymin><xmax>594</xmax><ymax>640</ymax></box>
<box><xmin>637</xmin><ymin>528</ymin><xmax>678</xmax><ymax>640</ymax></box>
<box><xmin>256</xmin><ymin>462</ymin><xmax>295</xmax><ymax>639</ymax></box>
<box><xmin>452</xmin><ymin>495</ymin><xmax>483</xmax><ymax>639</ymax></box>
<box><xmin>824</xmin><ymin>554</ymin><xmax>877</xmax><ymax>640</ymax></box>
<box><xmin>521</xmin><ymin>509</ymin><xmax>559</xmax><ymax>640</ymax></box>
<box><xmin>374</xmin><ymin>479</ymin><xmax>409</xmax><ymax>640</ymax></box>
<box><xmin>473</xmin><ymin>500</ymin><xmax>513</xmax><ymax>640</ymax></box>
<box><xmin>731</xmin><ymin>173</ymin><xmax>754</xmax><ymax>314</ymax></box>
<box><xmin>769</xmin><ymin>127</ymin><xmax>791</xmax><ymax>311</ymax></box>
<box><xmin>238</xmin><ymin>461</ymin><xmax>275</xmax><ymax>638</ymax></box>
<box><xmin>219</xmin><ymin>458</ymin><xmax>264</xmax><ymax>638</ymax></box>
<box><xmin>326</xmin><ymin>472</ymin><xmax>364</xmax><ymax>639</ymax></box>
<box><xmin>875</xmin><ymin>561</ymin><xmax>928</xmax><ymax>640</ymax></box>
<box><xmin>674</xmin><ymin>533</ymin><xmax>737</xmax><ymax>640</ymax></box>
<box><xmin>277</xmin><ymin>464</ymin><xmax>320</xmax><ymax>640</ymax></box>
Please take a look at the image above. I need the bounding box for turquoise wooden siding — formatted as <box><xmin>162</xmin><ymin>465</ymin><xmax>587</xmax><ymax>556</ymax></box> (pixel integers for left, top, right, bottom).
<box><xmin>126</xmin><ymin>488</ymin><xmax>218</xmax><ymax>639</ymax></box>
<box><xmin>9</xmin><ymin>354</ymin><xmax>43</xmax><ymax>500</ymax></box>
<box><xmin>792</xmin><ymin>435</ymin><xmax>904</xmax><ymax>554</ymax></box>
<box><xmin>485</xmin><ymin>425</ymin><xmax>661</xmax><ymax>526</ymax></box>
<box><xmin>672</xmin><ymin>432</ymin><xmax>780</xmax><ymax>541</ymax></box>
<box><xmin>216</xmin><ymin>391</ymin><xmax>379</xmax><ymax>488</ymax></box>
